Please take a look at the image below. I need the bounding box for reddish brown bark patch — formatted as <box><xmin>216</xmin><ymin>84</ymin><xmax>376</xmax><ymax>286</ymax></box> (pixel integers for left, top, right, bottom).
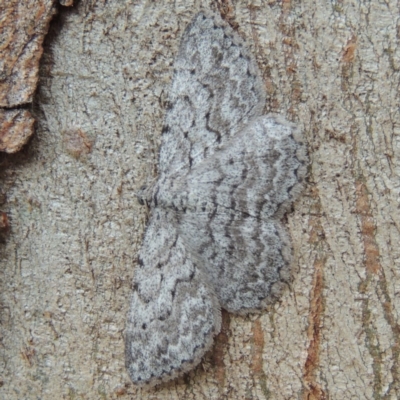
<box><xmin>0</xmin><ymin>212</ymin><xmax>9</xmax><ymax>232</ymax></box>
<box><xmin>0</xmin><ymin>0</ymin><xmax>56</xmax><ymax>152</ymax></box>
<box><xmin>212</xmin><ymin>310</ymin><xmax>231</xmax><ymax>388</ymax></box>
<box><xmin>63</xmin><ymin>128</ymin><xmax>94</xmax><ymax>158</ymax></box>
<box><xmin>251</xmin><ymin>318</ymin><xmax>271</xmax><ymax>397</ymax></box>
<box><xmin>302</xmin><ymin>185</ymin><xmax>327</xmax><ymax>400</ymax></box>
<box><xmin>342</xmin><ymin>36</ymin><xmax>357</xmax><ymax>63</ymax></box>
<box><xmin>355</xmin><ymin>181</ymin><xmax>381</xmax><ymax>275</ymax></box>
<box><xmin>251</xmin><ymin>319</ymin><xmax>265</xmax><ymax>375</ymax></box>
<box><xmin>0</xmin><ymin>0</ymin><xmax>56</xmax><ymax>107</ymax></box>
<box><xmin>0</xmin><ymin>109</ymin><xmax>35</xmax><ymax>153</ymax></box>
<box><xmin>302</xmin><ymin>258</ymin><xmax>327</xmax><ymax>400</ymax></box>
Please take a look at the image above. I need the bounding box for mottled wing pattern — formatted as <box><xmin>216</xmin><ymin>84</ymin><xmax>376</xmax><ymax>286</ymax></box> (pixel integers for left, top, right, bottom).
<box><xmin>159</xmin><ymin>11</ymin><xmax>266</xmax><ymax>178</ymax></box>
<box><xmin>127</xmin><ymin>9</ymin><xmax>308</xmax><ymax>387</ymax></box>
<box><xmin>182</xmin><ymin>216</ymin><xmax>292</xmax><ymax>312</ymax></box>
<box><xmin>174</xmin><ymin>116</ymin><xmax>307</xmax><ymax>312</ymax></box>
<box><xmin>125</xmin><ymin>209</ymin><xmax>221</xmax><ymax>386</ymax></box>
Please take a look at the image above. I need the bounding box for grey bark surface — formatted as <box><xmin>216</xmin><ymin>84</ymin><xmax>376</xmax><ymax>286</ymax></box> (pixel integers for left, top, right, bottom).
<box><xmin>0</xmin><ymin>1</ymin><xmax>399</xmax><ymax>399</ymax></box>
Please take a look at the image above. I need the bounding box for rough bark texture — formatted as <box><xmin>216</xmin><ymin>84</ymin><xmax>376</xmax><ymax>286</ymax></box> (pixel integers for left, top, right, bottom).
<box><xmin>0</xmin><ymin>109</ymin><xmax>35</xmax><ymax>153</ymax></box>
<box><xmin>0</xmin><ymin>0</ymin><xmax>57</xmax><ymax>153</ymax></box>
<box><xmin>0</xmin><ymin>1</ymin><xmax>399</xmax><ymax>399</ymax></box>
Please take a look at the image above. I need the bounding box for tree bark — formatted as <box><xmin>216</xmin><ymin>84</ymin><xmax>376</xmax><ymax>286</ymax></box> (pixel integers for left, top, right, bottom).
<box><xmin>0</xmin><ymin>0</ymin><xmax>56</xmax><ymax>153</ymax></box>
<box><xmin>1</xmin><ymin>1</ymin><xmax>399</xmax><ymax>399</ymax></box>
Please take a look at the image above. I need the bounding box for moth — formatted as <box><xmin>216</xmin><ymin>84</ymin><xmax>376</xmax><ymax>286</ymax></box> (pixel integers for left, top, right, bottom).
<box><xmin>125</xmin><ymin>10</ymin><xmax>307</xmax><ymax>386</ymax></box>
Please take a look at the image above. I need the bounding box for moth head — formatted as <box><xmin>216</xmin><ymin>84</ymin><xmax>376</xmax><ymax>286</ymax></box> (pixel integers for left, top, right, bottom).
<box><xmin>136</xmin><ymin>181</ymin><xmax>156</xmax><ymax>207</ymax></box>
